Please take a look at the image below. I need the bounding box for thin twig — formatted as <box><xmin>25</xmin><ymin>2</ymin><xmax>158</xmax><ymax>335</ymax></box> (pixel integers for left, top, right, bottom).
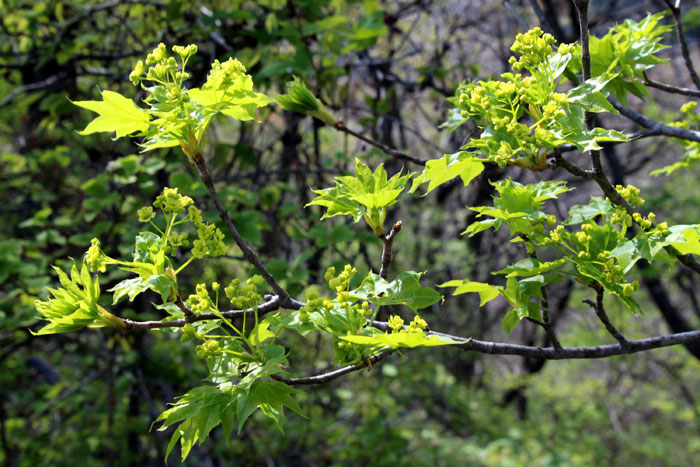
<box><xmin>333</xmin><ymin>122</ymin><xmax>427</xmax><ymax>166</ymax></box>
<box><xmin>191</xmin><ymin>154</ymin><xmax>303</xmax><ymax>310</ymax></box>
<box><xmin>583</xmin><ymin>286</ymin><xmax>629</xmax><ymax>347</ymax></box>
<box><xmin>609</xmin><ymin>97</ymin><xmax>700</xmax><ymax>144</ymax></box>
<box><xmin>519</xmin><ymin>234</ymin><xmax>562</xmax><ymax>351</ymax></box>
<box><xmin>271</xmin><ymin>351</ymin><xmax>391</xmax><ymax>385</ymax></box>
<box><xmin>573</xmin><ymin>0</ymin><xmax>594</xmax><ymax>131</ymax></box>
<box><xmin>0</xmin><ymin>73</ymin><xmax>69</xmax><ymax>108</ymax></box>
<box><xmin>122</xmin><ymin>296</ymin><xmax>281</xmax><ymax>330</ymax></box>
<box><xmin>30</xmin><ymin>367</ymin><xmax>108</xmax><ymax>421</ymax></box>
<box><xmin>175</xmin><ymin>295</ymin><xmax>195</xmax><ymax>321</ymax></box>
<box><xmin>664</xmin><ymin>0</ymin><xmax>700</xmax><ymax>90</ymax></box>
<box><xmin>379</xmin><ymin>221</ymin><xmax>403</xmax><ymax>279</ymax></box>
<box><xmin>644</xmin><ymin>75</ymin><xmax>700</xmax><ymax>97</ymax></box>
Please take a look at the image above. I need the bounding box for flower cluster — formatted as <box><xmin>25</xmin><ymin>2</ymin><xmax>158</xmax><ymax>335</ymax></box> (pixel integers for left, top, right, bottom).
<box><xmin>508</xmin><ymin>27</ymin><xmax>556</xmax><ymax>71</ymax></box>
<box><xmin>387</xmin><ymin>314</ymin><xmax>429</xmax><ymax>334</ymax></box>
<box><xmin>129</xmin><ymin>43</ymin><xmax>196</xmax><ymax>88</ymax></box>
<box><xmin>195</xmin><ymin>339</ymin><xmax>220</xmax><ymax>360</ymax></box>
<box><xmin>137</xmin><ymin>206</ymin><xmax>155</xmax><ymax>223</ymax></box>
<box><xmin>542</xmin><ymin>93</ymin><xmax>568</xmax><ymax>120</ymax></box>
<box><xmin>298</xmin><ymin>289</ymin><xmax>323</xmax><ymax>323</ymax></box>
<box><xmin>610</xmin><ymin>206</ymin><xmax>633</xmax><ymax>227</ymax></box>
<box><xmin>601</xmin><ymin>257</ymin><xmax>624</xmax><ymax>283</ymax></box>
<box><xmin>680</xmin><ymin>101</ymin><xmax>699</xmax><ymax>124</ymax></box>
<box><xmin>185</xmin><ymin>283</ymin><xmax>212</xmax><ymax>316</ymax></box>
<box><xmin>407</xmin><ymin>316</ymin><xmax>428</xmax><ymax>333</ymax></box>
<box><xmin>325</xmin><ymin>264</ymin><xmax>358</xmax><ymax>292</ymax></box>
<box><xmin>224</xmin><ymin>276</ymin><xmax>264</xmax><ymax>310</ymax></box>
<box><xmin>206</xmin><ymin>57</ymin><xmax>247</xmax><ymax>88</ymax></box>
<box><xmin>188</xmin><ymin>206</ymin><xmax>226</xmax><ymax>258</ymax></box>
<box><xmin>165</xmin><ymin>232</ymin><xmax>189</xmax><ymax>255</ymax></box>
<box><xmin>616</xmin><ymin>185</ymin><xmax>644</xmax><ymax>207</ymax></box>
<box><xmin>155</xmin><ymin>187</ymin><xmax>194</xmax><ymax>215</ymax></box>
<box><xmin>388</xmin><ymin>315</ymin><xmax>404</xmax><ymax>332</ymax></box>
<box><xmin>180</xmin><ymin>323</ymin><xmax>198</xmax><ymax>343</ymax></box>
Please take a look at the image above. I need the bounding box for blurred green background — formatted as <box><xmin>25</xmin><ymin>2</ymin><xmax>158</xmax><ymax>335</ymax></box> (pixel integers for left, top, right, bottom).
<box><xmin>2</xmin><ymin>0</ymin><xmax>700</xmax><ymax>465</ymax></box>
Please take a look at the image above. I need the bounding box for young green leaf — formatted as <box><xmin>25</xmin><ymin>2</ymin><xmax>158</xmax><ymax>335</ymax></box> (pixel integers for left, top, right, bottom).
<box><xmin>410</xmin><ymin>152</ymin><xmax>484</xmax><ymax>194</ymax></box>
<box><xmin>34</xmin><ymin>261</ymin><xmax>123</xmax><ymax>334</ymax></box>
<box><xmin>439</xmin><ymin>280</ymin><xmax>501</xmax><ymax>306</ymax></box>
<box><xmin>307</xmin><ymin>158</ymin><xmax>411</xmax><ymax>234</ymax></box>
<box><xmin>72</xmin><ymin>90</ymin><xmax>151</xmax><ymax>138</ymax></box>
<box><xmin>340</xmin><ymin>332</ymin><xmax>463</xmax><ymax>349</ymax></box>
<box><xmin>235</xmin><ymin>381</ymin><xmax>304</xmax><ymax>433</ymax></box>
<box><xmin>350</xmin><ymin>271</ymin><xmax>442</xmax><ymax>312</ymax></box>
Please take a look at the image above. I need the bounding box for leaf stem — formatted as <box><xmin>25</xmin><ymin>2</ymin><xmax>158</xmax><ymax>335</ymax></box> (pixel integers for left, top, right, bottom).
<box><xmin>174</xmin><ymin>256</ymin><xmax>195</xmax><ymax>275</ymax></box>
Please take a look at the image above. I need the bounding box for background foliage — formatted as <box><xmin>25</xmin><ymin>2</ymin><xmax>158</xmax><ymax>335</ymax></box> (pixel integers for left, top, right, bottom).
<box><xmin>3</xmin><ymin>0</ymin><xmax>700</xmax><ymax>465</ymax></box>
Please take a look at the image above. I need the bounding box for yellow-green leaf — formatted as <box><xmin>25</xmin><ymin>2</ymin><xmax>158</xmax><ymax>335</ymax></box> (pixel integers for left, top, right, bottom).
<box><xmin>341</xmin><ymin>332</ymin><xmax>463</xmax><ymax>348</ymax></box>
<box><xmin>439</xmin><ymin>279</ymin><xmax>501</xmax><ymax>306</ymax></box>
<box><xmin>73</xmin><ymin>90</ymin><xmax>151</xmax><ymax>138</ymax></box>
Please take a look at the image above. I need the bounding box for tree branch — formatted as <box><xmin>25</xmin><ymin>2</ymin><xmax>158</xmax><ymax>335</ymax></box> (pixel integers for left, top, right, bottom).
<box><xmin>371</xmin><ymin>320</ymin><xmax>700</xmax><ymax>359</ymax></box>
<box><xmin>333</xmin><ymin>121</ymin><xmax>427</xmax><ymax>166</ymax></box>
<box><xmin>379</xmin><ymin>221</ymin><xmax>403</xmax><ymax>279</ymax></box>
<box><xmin>520</xmin><ymin>234</ymin><xmax>562</xmax><ymax>351</ymax></box>
<box><xmin>0</xmin><ymin>73</ymin><xmax>69</xmax><ymax>109</ymax></box>
<box><xmin>644</xmin><ymin>75</ymin><xmax>700</xmax><ymax>97</ymax></box>
<box><xmin>609</xmin><ymin>97</ymin><xmax>700</xmax><ymax>144</ymax></box>
<box><xmin>271</xmin><ymin>350</ymin><xmax>392</xmax><ymax>385</ymax></box>
<box><xmin>122</xmin><ymin>296</ymin><xmax>281</xmax><ymax>330</ymax></box>
<box><xmin>664</xmin><ymin>0</ymin><xmax>700</xmax><ymax>90</ymax></box>
<box><xmin>433</xmin><ymin>328</ymin><xmax>700</xmax><ymax>359</ymax></box>
<box><xmin>583</xmin><ymin>286</ymin><xmax>629</xmax><ymax>347</ymax></box>
<box><xmin>191</xmin><ymin>155</ymin><xmax>304</xmax><ymax>310</ymax></box>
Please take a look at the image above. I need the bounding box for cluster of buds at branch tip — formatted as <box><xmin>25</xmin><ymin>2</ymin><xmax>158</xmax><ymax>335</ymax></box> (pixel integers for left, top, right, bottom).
<box><xmin>276</xmin><ymin>77</ymin><xmax>337</xmax><ymax>125</ymax></box>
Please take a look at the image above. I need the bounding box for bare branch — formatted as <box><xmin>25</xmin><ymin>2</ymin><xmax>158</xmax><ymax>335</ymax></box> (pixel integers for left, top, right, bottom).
<box><xmin>271</xmin><ymin>351</ymin><xmax>392</xmax><ymax>385</ymax></box>
<box><xmin>0</xmin><ymin>73</ymin><xmax>69</xmax><ymax>109</ymax></box>
<box><xmin>644</xmin><ymin>75</ymin><xmax>700</xmax><ymax>97</ymax></box>
<box><xmin>122</xmin><ymin>296</ymin><xmax>281</xmax><ymax>330</ymax></box>
<box><xmin>583</xmin><ymin>286</ymin><xmax>629</xmax><ymax>347</ymax></box>
<box><xmin>435</xmin><ymin>329</ymin><xmax>700</xmax><ymax>359</ymax></box>
<box><xmin>333</xmin><ymin>122</ymin><xmax>427</xmax><ymax>166</ymax></box>
<box><xmin>609</xmin><ymin>97</ymin><xmax>700</xmax><ymax>144</ymax></box>
<box><xmin>191</xmin><ymin>155</ymin><xmax>304</xmax><ymax>310</ymax></box>
<box><xmin>550</xmin><ymin>148</ymin><xmax>594</xmax><ymax>178</ymax></box>
<box><xmin>664</xmin><ymin>0</ymin><xmax>700</xmax><ymax>90</ymax></box>
<box><xmin>371</xmin><ymin>320</ymin><xmax>700</xmax><ymax>359</ymax></box>
<box><xmin>175</xmin><ymin>295</ymin><xmax>195</xmax><ymax>321</ymax></box>
<box><xmin>379</xmin><ymin>221</ymin><xmax>403</xmax><ymax>279</ymax></box>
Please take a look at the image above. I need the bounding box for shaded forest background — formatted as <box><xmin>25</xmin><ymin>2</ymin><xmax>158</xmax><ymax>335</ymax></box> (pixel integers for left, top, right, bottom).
<box><xmin>3</xmin><ymin>0</ymin><xmax>700</xmax><ymax>465</ymax></box>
